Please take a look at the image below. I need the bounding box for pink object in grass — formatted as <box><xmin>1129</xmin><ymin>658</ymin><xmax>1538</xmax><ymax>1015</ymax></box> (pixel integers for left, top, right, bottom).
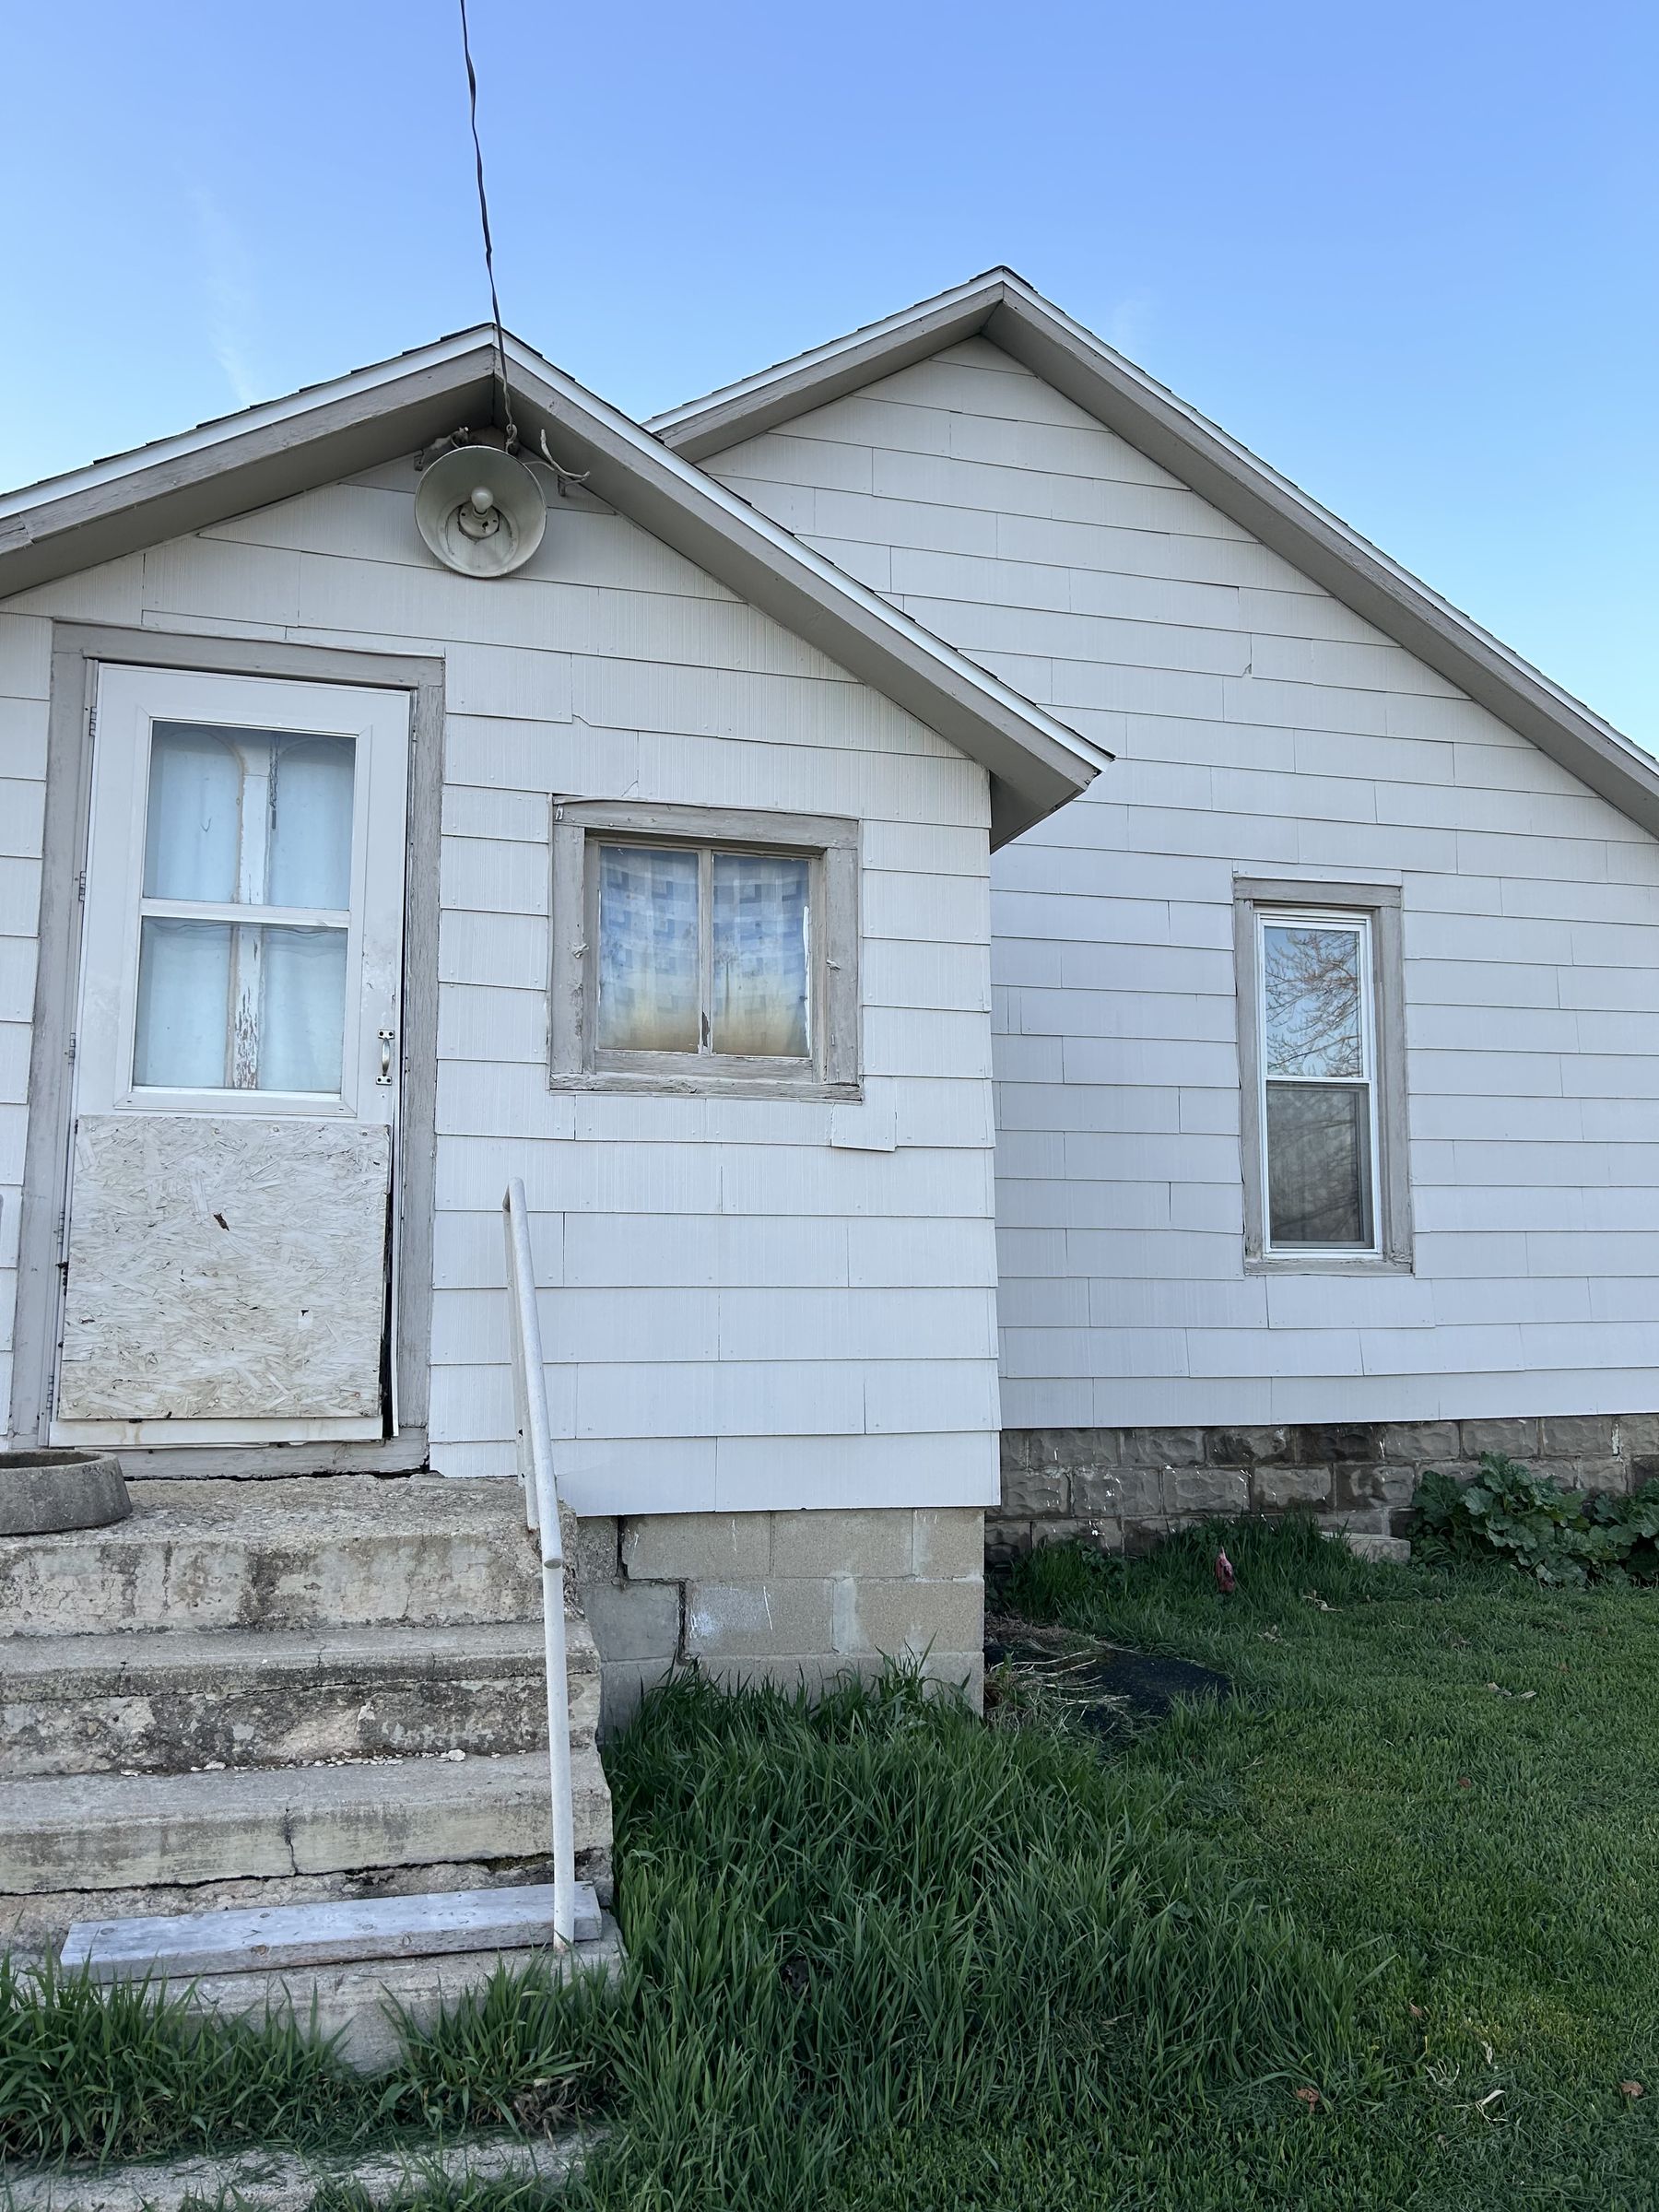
<box><xmin>1215</xmin><ymin>1547</ymin><xmax>1236</xmax><ymax>1595</ymax></box>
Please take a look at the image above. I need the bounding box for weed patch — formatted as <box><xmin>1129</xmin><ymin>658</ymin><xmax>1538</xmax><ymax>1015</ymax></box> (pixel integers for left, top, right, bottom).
<box><xmin>1412</xmin><ymin>1453</ymin><xmax>1659</xmax><ymax>1585</ymax></box>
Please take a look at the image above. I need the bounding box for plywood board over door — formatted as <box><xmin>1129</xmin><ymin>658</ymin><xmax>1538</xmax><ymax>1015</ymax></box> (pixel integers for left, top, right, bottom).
<box><xmin>57</xmin><ymin>1115</ymin><xmax>391</xmax><ymax>1423</ymax></box>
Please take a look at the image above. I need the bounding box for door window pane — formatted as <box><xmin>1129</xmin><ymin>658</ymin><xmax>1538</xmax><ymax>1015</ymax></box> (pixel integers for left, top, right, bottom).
<box><xmin>596</xmin><ymin>843</ymin><xmax>700</xmax><ymax>1053</ymax></box>
<box><xmin>134</xmin><ymin>917</ymin><xmax>231</xmax><ymax>1088</ymax></box>
<box><xmin>712</xmin><ymin>851</ymin><xmax>810</xmax><ymax>1057</ymax></box>
<box><xmin>259</xmin><ymin>927</ymin><xmax>347</xmax><ymax>1092</ymax></box>
<box><xmin>1266</xmin><ymin>1082</ymin><xmax>1372</xmax><ymax>1246</ymax></box>
<box><xmin>268</xmin><ymin>737</ymin><xmax>356</xmax><ymax>910</ymax></box>
<box><xmin>143</xmin><ymin>728</ymin><xmax>242</xmax><ymax>902</ymax></box>
<box><xmin>1263</xmin><ymin>924</ymin><xmax>1364</xmax><ymax>1077</ymax></box>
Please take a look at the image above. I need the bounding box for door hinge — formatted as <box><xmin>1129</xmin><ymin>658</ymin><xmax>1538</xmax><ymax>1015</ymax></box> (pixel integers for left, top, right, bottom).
<box><xmin>65</xmin><ymin>1034</ymin><xmax>76</xmax><ymax>1065</ymax></box>
<box><xmin>76</xmin><ymin>870</ymin><xmax>86</xmax><ymax>903</ymax></box>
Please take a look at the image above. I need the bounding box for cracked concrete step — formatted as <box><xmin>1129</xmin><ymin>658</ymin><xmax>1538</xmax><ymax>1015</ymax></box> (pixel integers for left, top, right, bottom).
<box><xmin>0</xmin><ymin>2121</ymin><xmax>601</xmax><ymax>2206</ymax></box>
<box><xmin>0</xmin><ymin>1743</ymin><xmax>613</xmax><ymax>1896</ymax></box>
<box><xmin>0</xmin><ymin>1475</ymin><xmax>547</xmax><ymax>1635</ymax></box>
<box><xmin>0</xmin><ymin>1617</ymin><xmax>600</xmax><ymax>1778</ymax></box>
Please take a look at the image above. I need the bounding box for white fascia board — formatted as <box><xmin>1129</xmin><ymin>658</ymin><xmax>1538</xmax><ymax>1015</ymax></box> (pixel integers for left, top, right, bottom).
<box><xmin>502</xmin><ymin>338</ymin><xmax>1106</xmax><ymax>844</ymax></box>
<box><xmin>655</xmin><ymin>271</ymin><xmax>1659</xmax><ymax>841</ymax></box>
<box><xmin>645</xmin><ymin>270</ymin><xmax>1014</xmax><ymax>461</ymax></box>
<box><xmin>0</xmin><ymin>317</ymin><xmax>1102</xmax><ymax>845</ymax></box>
<box><xmin>0</xmin><ymin>329</ymin><xmax>500</xmax><ymax>524</ymax></box>
<box><xmin>0</xmin><ymin>332</ymin><xmax>502</xmax><ymax>597</ymax></box>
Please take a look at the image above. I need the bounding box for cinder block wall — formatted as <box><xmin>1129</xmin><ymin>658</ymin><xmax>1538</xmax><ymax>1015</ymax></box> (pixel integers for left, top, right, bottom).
<box><xmin>991</xmin><ymin>1417</ymin><xmax>1659</xmax><ymax>1563</ymax></box>
<box><xmin>573</xmin><ymin>1508</ymin><xmax>984</xmax><ymax>1735</ymax></box>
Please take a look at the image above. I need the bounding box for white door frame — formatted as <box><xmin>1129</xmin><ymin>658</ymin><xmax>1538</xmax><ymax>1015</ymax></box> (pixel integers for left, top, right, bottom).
<box><xmin>10</xmin><ymin>626</ymin><xmax>445</xmax><ymax>1464</ymax></box>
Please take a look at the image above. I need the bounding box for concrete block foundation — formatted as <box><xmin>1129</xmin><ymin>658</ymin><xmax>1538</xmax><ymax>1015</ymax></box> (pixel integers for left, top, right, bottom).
<box><xmin>991</xmin><ymin>1415</ymin><xmax>1659</xmax><ymax>1562</ymax></box>
<box><xmin>577</xmin><ymin>1508</ymin><xmax>984</xmax><ymax>1735</ymax></box>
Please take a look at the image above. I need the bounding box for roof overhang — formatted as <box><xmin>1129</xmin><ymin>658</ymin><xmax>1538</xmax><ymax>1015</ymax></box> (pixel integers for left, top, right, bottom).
<box><xmin>653</xmin><ymin>270</ymin><xmax>1659</xmax><ymax>841</ymax></box>
<box><xmin>0</xmin><ymin>326</ymin><xmax>1105</xmax><ymax>847</ymax></box>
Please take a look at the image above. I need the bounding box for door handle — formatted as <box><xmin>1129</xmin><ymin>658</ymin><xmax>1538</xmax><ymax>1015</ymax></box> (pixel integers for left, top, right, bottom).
<box><xmin>377</xmin><ymin>1029</ymin><xmax>395</xmax><ymax>1086</ymax></box>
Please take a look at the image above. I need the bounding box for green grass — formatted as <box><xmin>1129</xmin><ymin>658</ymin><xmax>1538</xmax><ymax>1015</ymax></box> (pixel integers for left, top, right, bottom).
<box><xmin>7</xmin><ymin>1519</ymin><xmax>1659</xmax><ymax>2207</ymax></box>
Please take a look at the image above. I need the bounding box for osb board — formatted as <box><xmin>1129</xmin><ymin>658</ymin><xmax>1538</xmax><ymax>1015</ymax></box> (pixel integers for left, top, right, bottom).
<box><xmin>57</xmin><ymin>1116</ymin><xmax>391</xmax><ymax>1422</ymax></box>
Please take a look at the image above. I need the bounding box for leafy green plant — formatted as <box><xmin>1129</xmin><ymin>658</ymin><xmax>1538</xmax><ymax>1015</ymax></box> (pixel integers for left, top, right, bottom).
<box><xmin>1411</xmin><ymin>1453</ymin><xmax>1659</xmax><ymax>1585</ymax></box>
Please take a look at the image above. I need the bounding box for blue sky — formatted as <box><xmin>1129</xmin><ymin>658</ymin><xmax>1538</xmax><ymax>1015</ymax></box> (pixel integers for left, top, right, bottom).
<box><xmin>4</xmin><ymin>1</ymin><xmax>1654</xmax><ymax>747</ymax></box>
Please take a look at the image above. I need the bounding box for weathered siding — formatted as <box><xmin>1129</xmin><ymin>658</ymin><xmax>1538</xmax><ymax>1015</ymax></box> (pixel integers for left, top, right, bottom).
<box><xmin>0</xmin><ymin>610</ymin><xmax>50</xmax><ymax>1435</ymax></box>
<box><xmin>706</xmin><ymin>336</ymin><xmax>1659</xmax><ymax>1427</ymax></box>
<box><xmin>0</xmin><ymin>474</ymin><xmax>1000</xmax><ymax>1512</ymax></box>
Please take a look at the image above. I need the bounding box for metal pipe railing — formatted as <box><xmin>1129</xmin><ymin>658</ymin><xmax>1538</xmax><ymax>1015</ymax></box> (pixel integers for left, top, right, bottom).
<box><xmin>502</xmin><ymin>1176</ymin><xmax>577</xmax><ymax>1947</ymax></box>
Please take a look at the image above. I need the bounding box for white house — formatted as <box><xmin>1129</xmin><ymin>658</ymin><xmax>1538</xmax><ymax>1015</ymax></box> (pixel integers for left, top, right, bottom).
<box><xmin>3</xmin><ymin>269</ymin><xmax>1657</xmax><ymax>1773</ymax></box>
<box><xmin>653</xmin><ymin>274</ymin><xmax>1659</xmax><ymax>1558</ymax></box>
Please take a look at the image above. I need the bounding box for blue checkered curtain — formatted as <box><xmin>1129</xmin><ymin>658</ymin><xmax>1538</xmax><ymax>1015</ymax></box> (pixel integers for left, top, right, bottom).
<box><xmin>596</xmin><ymin>843</ymin><xmax>700</xmax><ymax>1052</ymax></box>
<box><xmin>712</xmin><ymin>852</ymin><xmax>810</xmax><ymax>1057</ymax></box>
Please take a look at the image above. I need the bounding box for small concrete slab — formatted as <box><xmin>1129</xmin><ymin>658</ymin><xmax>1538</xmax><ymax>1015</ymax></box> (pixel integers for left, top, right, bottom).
<box><xmin>0</xmin><ymin>2126</ymin><xmax>594</xmax><ymax>2209</ymax></box>
<box><xmin>0</xmin><ymin>1452</ymin><xmax>129</xmax><ymax>1536</ymax></box>
<box><xmin>62</xmin><ymin>1880</ymin><xmax>604</xmax><ymax>1979</ymax></box>
<box><xmin>1331</xmin><ymin>1529</ymin><xmax>1412</xmax><ymax>1565</ymax></box>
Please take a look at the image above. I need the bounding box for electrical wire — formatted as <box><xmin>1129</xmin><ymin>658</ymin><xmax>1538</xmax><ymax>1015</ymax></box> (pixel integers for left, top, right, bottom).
<box><xmin>457</xmin><ymin>0</ymin><xmax>517</xmax><ymax>448</ymax></box>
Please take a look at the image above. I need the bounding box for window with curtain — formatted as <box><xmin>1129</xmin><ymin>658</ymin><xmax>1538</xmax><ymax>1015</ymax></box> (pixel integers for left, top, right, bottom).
<box><xmin>549</xmin><ymin>803</ymin><xmax>860</xmax><ymax>1096</ymax></box>
<box><xmin>594</xmin><ymin>841</ymin><xmax>812</xmax><ymax>1065</ymax></box>
<box><xmin>132</xmin><ymin>722</ymin><xmax>357</xmax><ymax>1094</ymax></box>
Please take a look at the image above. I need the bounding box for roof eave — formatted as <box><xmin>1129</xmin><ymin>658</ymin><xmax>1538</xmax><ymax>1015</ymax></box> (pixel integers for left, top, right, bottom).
<box><xmin>0</xmin><ymin>336</ymin><xmax>501</xmax><ymax>600</ymax></box>
<box><xmin>981</xmin><ymin>288</ymin><xmax>1659</xmax><ymax>841</ymax></box>
<box><xmin>502</xmin><ymin>341</ymin><xmax>1103</xmax><ymax>844</ymax></box>
<box><xmin>655</xmin><ymin>273</ymin><xmax>1659</xmax><ymax>842</ymax></box>
<box><xmin>646</xmin><ymin>270</ymin><xmax>1011</xmax><ymax>462</ymax></box>
<box><xmin>0</xmin><ymin>320</ymin><xmax>1102</xmax><ymax>848</ymax></box>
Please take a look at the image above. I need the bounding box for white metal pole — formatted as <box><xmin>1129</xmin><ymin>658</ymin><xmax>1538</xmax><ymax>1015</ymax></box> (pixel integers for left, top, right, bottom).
<box><xmin>504</xmin><ymin>1178</ymin><xmax>576</xmax><ymax>1947</ymax></box>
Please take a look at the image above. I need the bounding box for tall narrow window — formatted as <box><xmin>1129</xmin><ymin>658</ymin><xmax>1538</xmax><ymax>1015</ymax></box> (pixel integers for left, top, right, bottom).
<box><xmin>1234</xmin><ymin>879</ymin><xmax>1411</xmax><ymax>1270</ymax></box>
<box><xmin>134</xmin><ymin>724</ymin><xmax>356</xmax><ymax>1094</ymax></box>
<box><xmin>1260</xmin><ymin>914</ymin><xmax>1376</xmax><ymax>1249</ymax></box>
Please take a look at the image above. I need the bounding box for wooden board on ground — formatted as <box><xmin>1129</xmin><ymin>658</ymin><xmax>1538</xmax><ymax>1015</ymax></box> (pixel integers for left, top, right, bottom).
<box><xmin>60</xmin><ymin>1880</ymin><xmax>604</xmax><ymax>1980</ymax></box>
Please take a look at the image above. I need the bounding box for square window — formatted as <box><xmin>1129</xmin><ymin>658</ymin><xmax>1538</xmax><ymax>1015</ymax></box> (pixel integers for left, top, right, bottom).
<box><xmin>550</xmin><ymin>804</ymin><xmax>858</xmax><ymax>1096</ymax></box>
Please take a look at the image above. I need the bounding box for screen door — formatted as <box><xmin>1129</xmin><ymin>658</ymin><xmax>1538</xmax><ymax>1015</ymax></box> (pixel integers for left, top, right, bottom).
<box><xmin>53</xmin><ymin>665</ymin><xmax>411</xmax><ymax>1445</ymax></box>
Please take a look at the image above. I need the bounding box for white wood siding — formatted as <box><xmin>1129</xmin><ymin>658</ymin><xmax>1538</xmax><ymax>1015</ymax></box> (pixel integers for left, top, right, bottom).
<box><xmin>0</xmin><ymin>483</ymin><xmax>999</xmax><ymax>1512</ymax></box>
<box><xmin>0</xmin><ymin>618</ymin><xmax>51</xmax><ymax>1431</ymax></box>
<box><xmin>707</xmin><ymin>337</ymin><xmax>1659</xmax><ymax>1428</ymax></box>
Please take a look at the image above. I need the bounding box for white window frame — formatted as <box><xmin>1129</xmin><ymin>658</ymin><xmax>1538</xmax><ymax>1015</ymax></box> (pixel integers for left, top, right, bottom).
<box><xmin>79</xmin><ymin>665</ymin><xmax>408</xmax><ymax>1124</ymax></box>
<box><xmin>549</xmin><ymin>800</ymin><xmax>861</xmax><ymax>1099</ymax></box>
<box><xmin>1233</xmin><ymin>877</ymin><xmax>1412</xmax><ymax>1274</ymax></box>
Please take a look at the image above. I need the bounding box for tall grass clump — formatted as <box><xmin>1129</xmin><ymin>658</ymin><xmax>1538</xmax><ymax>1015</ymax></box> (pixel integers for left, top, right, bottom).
<box><xmin>2</xmin><ymin>1653</ymin><xmax>1374</xmax><ymax>2202</ymax></box>
<box><xmin>547</xmin><ymin>1665</ymin><xmax>1374</xmax><ymax>2209</ymax></box>
<box><xmin>0</xmin><ymin>1954</ymin><xmax>370</xmax><ymax>2164</ymax></box>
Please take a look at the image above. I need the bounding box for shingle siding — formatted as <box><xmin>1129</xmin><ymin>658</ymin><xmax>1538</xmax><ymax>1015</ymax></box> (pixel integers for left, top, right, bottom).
<box><xmin>0</xmin><ymin>474</ymin><xmax>1002</xmax><ymax>1511</ymax></box>
<box><xmin>707</xmin><ymin>335</ymin><xmax>1659</xmax><ymax>1428</ymax></box>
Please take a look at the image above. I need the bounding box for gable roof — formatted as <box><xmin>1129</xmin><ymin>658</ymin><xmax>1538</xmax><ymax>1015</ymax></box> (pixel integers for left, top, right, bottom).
<box><xmin>0</xmin><ymin>327</ymin><xmax>1104</xmax><ymax>846</ymax></box>
<box><xmin>650</xmin><ymin>269</ymin><xmax>1659</xmax><ymax>841</ymax></box>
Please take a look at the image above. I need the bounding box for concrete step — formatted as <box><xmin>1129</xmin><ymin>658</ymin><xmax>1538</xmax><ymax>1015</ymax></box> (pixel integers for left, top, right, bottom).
<box><xmin>0</xmin><ymin>2121</ymin><xmax>601</xmax><ymax>2206</ymax></box>
<box><xmin>0</xmin><ymin>1475</ymin><xmax>546</xmax><ymax>1636</ymax></box>
<box><xmin>0</xmin><ymin>1744</ymin><xmax>613</xmax><ymax>1897</ymax></box>
<box><xmin>0</xmin><ymin>1617</ymin><xmax>601</xmax><ymax>1778</ymax></box>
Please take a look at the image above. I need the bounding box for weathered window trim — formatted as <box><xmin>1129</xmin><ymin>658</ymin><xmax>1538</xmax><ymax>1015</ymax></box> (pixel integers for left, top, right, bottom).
<box><xmin>1233</xmin><ymin>875</ymin><xmax>1412</xmax><ymax>1276</ymax></box>
<box><xmin>12</xmin><ymin>623</ymin><xmax>444</xmax><ymax>1451</ymax></box>
<box><xmin>549</xmin><ymin>799</ymin><xmax>861</xmax><ymax>1100</ymax></box>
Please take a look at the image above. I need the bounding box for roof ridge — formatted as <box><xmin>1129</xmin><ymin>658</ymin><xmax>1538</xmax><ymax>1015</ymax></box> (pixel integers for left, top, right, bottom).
<box><xmin>0</xmin><ymin>321</ymin><xmax>1104</xmax><ymax>847</ymax></box>
<box><xmin>649</xmin><ymin>272</ymin><xmax>1659</xmax><ymax>838</ymax></box>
